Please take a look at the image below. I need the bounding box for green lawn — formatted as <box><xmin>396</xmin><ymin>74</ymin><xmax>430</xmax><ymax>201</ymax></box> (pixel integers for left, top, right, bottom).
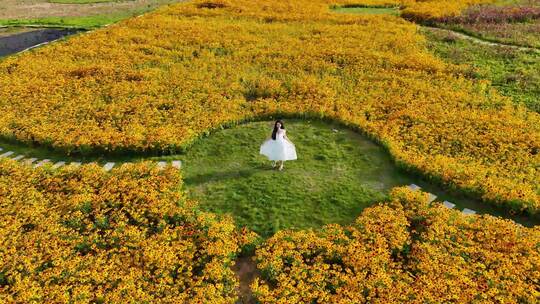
<box><xmin>423</xmin><ymin>28</ymin><xmax>540</xmax><ymax>112</ymax></box>
<box><xmin>181</xmin><ymin>120</ymin><xmax>393</xmax><ymax>237</ymax></box>
<box><xmin>171</xmin><ymin>119</ymin><xmax>538</xmax><ymax>236</ymax></box>
<box><xmin>0</xmin><ymin>15</ymin><xmax>124</xmax><ymax>28</ymax></box>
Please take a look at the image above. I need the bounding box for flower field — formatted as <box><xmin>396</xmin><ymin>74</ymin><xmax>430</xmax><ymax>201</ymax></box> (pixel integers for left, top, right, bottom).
<box><xmin>1</xmin><ymin>0</ymin><xmax>538</xmax><ymax>215</ymax></box>
<box><xmin>1</xmin><ymin>0</ymin><xmax>540</xmax><ymax>302</ymax></box>
<box><xmin>1</xmin><ymin>161</ymin><xmax>538</xmax><ymax>303</ymax></box>
<box><xmin>0</xmin><ymin>159</ymin><xmax>243</xmax><ymax>303</ymax></box>
<box><xmin>252</xmin><ymin>187</ymin><xmax>540</xmax><ymax>303</ymax></box>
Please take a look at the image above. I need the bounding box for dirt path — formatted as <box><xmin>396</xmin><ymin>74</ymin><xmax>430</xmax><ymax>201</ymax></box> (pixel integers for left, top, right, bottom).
<box><xmin>0</xmin><ymin>0</ymin><xmax>181</xmax><ymax>19</ymax></box>
<box><xmin>232</xmin><ymin>255</ymin><xmax>259</xmax><ymax>304</ymax></box>
<box><xmin>423</xmin><ymin>26</ymin><xmax>540</xmax><ymax>54</ymax></box>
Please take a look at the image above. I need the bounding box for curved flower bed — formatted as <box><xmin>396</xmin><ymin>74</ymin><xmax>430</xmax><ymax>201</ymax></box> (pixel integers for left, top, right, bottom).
<box><xmin>252</xmin><ymin>187</ymin><xmax>540</xmax><ymax>303</ymax></box>
<box><xmin>0</xmin><ymin>160</ymin><xmax>241</xmax><ymax>303</ymax></box>
<box><xmin>0</xmin><ymin>2</ymin><xmax>538</xmax><ymax>214</ymax></box>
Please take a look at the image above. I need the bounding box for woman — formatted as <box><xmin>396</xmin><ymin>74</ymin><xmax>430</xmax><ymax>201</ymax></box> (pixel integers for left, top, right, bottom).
<box><xmin>259</xmin><ymin>119</ymin><xmax>297</xmax><ymax>171</ymax></box>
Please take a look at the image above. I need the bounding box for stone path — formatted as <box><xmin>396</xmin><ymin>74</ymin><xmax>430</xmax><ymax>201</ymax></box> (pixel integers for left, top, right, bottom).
<box><xmin>0</xmin><ymin>147</ymin><xmax>182</xmax><ymax>171</ymax></box>
<box><xmin>406</xmin><ymin>183</ymin><xmax>524</xmax><ymax>226</ymax></box>
<box><xmin>408</xmin><ymin>183</ymin><xmax>478</xmax><ymax>216</ymax></box>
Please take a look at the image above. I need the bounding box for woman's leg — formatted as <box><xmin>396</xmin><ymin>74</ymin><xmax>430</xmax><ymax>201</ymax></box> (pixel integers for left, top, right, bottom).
<box><xmin>278</xmin><ymin>160</ymin><xmax>284</xmax><ymax>170</ymax></box>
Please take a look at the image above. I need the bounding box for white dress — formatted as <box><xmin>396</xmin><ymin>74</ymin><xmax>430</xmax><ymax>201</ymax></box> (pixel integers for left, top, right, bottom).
<box><xmin>260</xmin><ymin>129</ymin><xmax>297</xmax><ymax>161</ymax></box>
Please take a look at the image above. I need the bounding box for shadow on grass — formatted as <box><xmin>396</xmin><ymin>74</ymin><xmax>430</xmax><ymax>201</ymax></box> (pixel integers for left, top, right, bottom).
<box><xmin>183</xmin><ymin>167</ymin><xmax>267</xmax><ymax>185</ymax></box>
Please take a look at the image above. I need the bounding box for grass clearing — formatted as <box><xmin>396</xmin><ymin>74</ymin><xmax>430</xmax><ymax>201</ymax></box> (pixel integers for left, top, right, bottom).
<box><xmin>179</xmin><ymin>119</ymin><xmax>403</xmax><ymax>237</ymax></box>
<box><xmin>173</xmin><ymin>119</ymin><xmax>539</xmax><ymax>236</ymax></box>
<box><xmin>171</xmin><ymin>120</ymin><xmax>398</xmax><ymax>237</ymax></box>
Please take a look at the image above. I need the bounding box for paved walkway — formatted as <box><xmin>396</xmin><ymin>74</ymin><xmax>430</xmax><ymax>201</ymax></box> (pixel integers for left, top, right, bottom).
<box><xmin>405</xmin><ymin>183</ymin><xmax>523</xmax><ymax>224</ymax></box>
<box><xmin>0</xmin><ymin>147</ymin><xmax>182</xmax><ymax>171</ymax></box>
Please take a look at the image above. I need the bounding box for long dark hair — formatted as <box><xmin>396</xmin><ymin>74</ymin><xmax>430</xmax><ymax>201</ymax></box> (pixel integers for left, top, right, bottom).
<box><xmin>271</xmin><ymin>119</ymin><xmax>285</xmax><ymax>140</ymax></box>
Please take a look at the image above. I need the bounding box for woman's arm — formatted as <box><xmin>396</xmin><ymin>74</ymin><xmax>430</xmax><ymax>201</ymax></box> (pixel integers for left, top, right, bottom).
<box><xmin>283</xmin><ymin>132</ymin><xmax>295</xmax><ymax>146</ymax></box>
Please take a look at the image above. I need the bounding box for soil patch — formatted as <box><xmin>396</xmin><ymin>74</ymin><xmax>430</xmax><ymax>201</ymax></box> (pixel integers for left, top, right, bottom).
<box><xmin>232</xmin><ymin>255</ymin><xmax>259</xmax><ymax>304</ymax></box>
<box><xmin>0</xmin><ymin>0</ymin><xmax>181</xmax><ymax>20</ymax></box>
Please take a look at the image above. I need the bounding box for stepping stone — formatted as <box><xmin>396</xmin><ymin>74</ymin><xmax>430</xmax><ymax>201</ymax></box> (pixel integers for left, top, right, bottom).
<box><xmin>462</xmin><ymin>208</ymin><xmax>476</xmax><ymax>215</ymax></box>
<box><xmin>103</xmin><ymin>162</ymin><xmax>115</xmax><ymax>171</ymax></box>
<box><xmin>157</xmin><ymin>161</ymin><xmax>167</xmax><ymax>169</ymax></box>
<box><xmin>442</xmin><ymin>201</ymin><xmax>456</xmax><ymax>209</ymax></box>
<box><xmin>408</xmin><ymin>184</ymin><xmax>421</xmax><ymax>191</ymax></box>
<box><xmin>427</xmin><ymin>193</ymin><xmax>437</xmax><ymax>203</ymax></box>
<box><xmin>23</xmin><ymin>158</ymin><xmax>38</xmax><ymax>165</ymax></box>
<box><xmin>0</xmin><ymin>151</ymin><xmax>14</xmax><ymax>158</ymax></box>
<box><xmin>70</xmin><ymin>162</ymin><xmax>82</xmax><ymax>167</ymax></box>
<box><xmin>34</xmin><ymin>159</ymin><xmax>50</xmax><ymax>168</ymax></box>
<box><xmin>12</xmin><ymin>155</ymin><xmax>25</xmax><ymax>161</ymax></box>
<box><xmin>172</xmin><ymin>160</ymin><xmax>182</xmax><ymax>168</ymax></box>
<box><xmin>52</xmin><ymin>161</ymin><xmax>65</xmax><ymax>169</ymax></box>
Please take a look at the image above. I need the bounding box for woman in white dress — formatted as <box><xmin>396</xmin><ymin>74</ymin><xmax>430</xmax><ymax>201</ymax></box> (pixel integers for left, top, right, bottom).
<box><xmin>260</xmin><ymin>119</ymin><xmax>297</xmax><ymax>171</ymax></box>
